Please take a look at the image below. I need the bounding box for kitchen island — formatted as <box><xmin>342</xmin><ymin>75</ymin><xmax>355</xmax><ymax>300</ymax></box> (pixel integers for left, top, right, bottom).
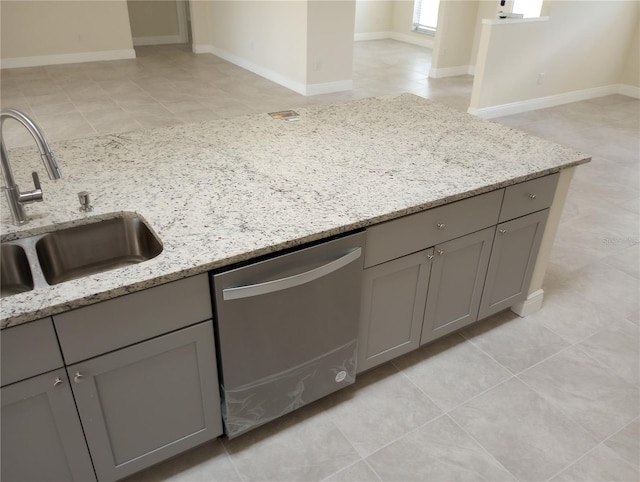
<box><xmin>1</xmin><ymin>93</ymin><xmax>589</xmax><ymax>327</ymax></box>
<box><xmin>1</xmin><ymin>93</ymin><xmax>592</xmax><ymax>481</ymax></box>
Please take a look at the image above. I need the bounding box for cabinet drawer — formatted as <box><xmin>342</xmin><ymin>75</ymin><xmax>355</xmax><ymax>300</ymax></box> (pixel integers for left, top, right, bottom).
<box><xmin>365</xmin><ymin>189</ymin><xmax>504</xmax><ymax>268</ymax></box>
<box><xmin>1</xmin><ymin>318</ymin><xmax>63</xmax><ymax>386</ymax></box>
<box><xmin>499</xmin><ymin>173</ymin><xmax>559</xmax><ymax>222</ymax></box>
<box><xmin>54</xmin><ymin>273</ymin><xmax>212</xmax><ymax>364</ymax></box>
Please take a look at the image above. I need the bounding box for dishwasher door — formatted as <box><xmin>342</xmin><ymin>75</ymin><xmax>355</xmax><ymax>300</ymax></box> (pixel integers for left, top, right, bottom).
<box><xmin>212</xmin><ymin>231</ymin><xmax>365</xmax><ymax>438</ymax></box>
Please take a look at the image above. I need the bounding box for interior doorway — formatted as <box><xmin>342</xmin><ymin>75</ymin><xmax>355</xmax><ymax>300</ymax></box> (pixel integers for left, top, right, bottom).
<box><xmin>127</xmin><ymin>0</ymin><xmax>192</xmax><ymax>47</ymax></box>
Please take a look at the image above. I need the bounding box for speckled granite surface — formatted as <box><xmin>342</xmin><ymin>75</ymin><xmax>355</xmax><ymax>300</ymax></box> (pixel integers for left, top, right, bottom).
<box><xmin>0</xmin><ymin>94</ymin><xmax>590</xmax><ymax>328</ymax></box>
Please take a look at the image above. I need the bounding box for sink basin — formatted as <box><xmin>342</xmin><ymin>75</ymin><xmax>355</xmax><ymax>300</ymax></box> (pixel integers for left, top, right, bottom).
<box><xmin>36</xmin><ymin>216</ymin><xmax>163</xmax><ymax>285</ymax></box>
<box><xmin>1</xmin><ymin>244</ymin><xmax>34</xmax><ymax>298</ymax></box>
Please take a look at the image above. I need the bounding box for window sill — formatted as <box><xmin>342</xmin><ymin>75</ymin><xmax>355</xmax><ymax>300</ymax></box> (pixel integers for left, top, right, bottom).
<box><xmin>482</xmin><ymin>16</ymin><xmax>549</xmax><ymax>25</ymax></box>
<box><xmin>412</xmin><ymin>27</ymin><xmax>436</xmax><ymax>37</ymax></box>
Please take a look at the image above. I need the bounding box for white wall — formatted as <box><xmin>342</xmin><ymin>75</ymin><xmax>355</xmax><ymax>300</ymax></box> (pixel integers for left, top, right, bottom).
<box><xmin>469</xmin><ymin>0</ymin><xmax>639</xmax><ymax>117</ymax></box>
<box><xmin>0</xmin><ymin>0</ymin><xmax>135</xmax><ymax>68</ymax></box>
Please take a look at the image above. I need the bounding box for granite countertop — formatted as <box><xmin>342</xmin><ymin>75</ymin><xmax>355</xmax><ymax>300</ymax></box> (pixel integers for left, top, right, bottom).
<box><xmin>0</xmin><ymin>94</ymin><xmax>590</xmax><ymax>328</ymax></box>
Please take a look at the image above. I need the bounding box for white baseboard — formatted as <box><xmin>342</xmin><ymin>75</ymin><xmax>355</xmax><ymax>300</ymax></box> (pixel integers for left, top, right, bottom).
<box><xmin>467</xmin><ymin>84</ymin><xmax>629</xmax><ymax>119</ymax></box>
<box><xmin>354</xmin><ymin>31</ymin><xmax>393</xmax><ymax>42</ymax></box>
<box><xmin>389</xmin><ymin>32</ymin><xmax>434</xmax><ymax>49</ymax></box>
<box><xmin>355</xmin><ymin>31</ymin><xmax>434</xmax><ymax>49</ymax></box>
<box><xmin>511</xmin><ymin>289</ymin><xmax>544</xmax><ymax>317</ymax></box>
<box><xmin>1</xmin><ymin>49</ymin><xmax>136</xmax><ymax>69</ymax></box>
<box><xmin>618</xmin><ymin>83</ymin><xmax>640</xmax><ymax>99</ymax></box>
<box><xmin>306</xmin><ymin>80</ymin><xmax>353</xmax><ymax>96</ymax></box>
<box><xmin>192</xmin><ymin>44</ymin><xmax>212</xmax><ymax>54</ymax></box>
<box><xmin>207</xmin><ymin>45</ymin><xmax>351</xmax><ymax>96</ymax></box>
<box><xmin>208</xmin><ymin>45</ymin><xmax>306</xmax><ymax>95</ymax></box>
<box><xmin>429</xmin><ymin>65</ymin><xmax>473</xmax><ymax>78</ymax></box>
<box><xmin>132</xmin><ymin>34</ymin><xmax>183</xmax><ymax>47</ymax></box>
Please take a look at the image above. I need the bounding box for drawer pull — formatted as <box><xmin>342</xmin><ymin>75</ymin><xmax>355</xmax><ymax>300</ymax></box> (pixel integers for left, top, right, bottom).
<box><xmin>53</xmin><ymin>377</ymin><xmax>64</xmax><ymax>387</ymax></box>
<box><xmin>73</xmin><ymin>372</ymin><xmax>85</xmax><ymax>383</ymax></box>
<box><xmin>499</xmin><ymin>229</ymin><xmax>507</xmax><ymax>235</ymax></box>
<box><xmin>529</xmin><ymin>194</ymin><xmax>537</xmax><ymax>200</ymax></box>
<box><xmin>436</xmin><ymin>223</ymin><xmax>446</xmax><ymax>230</ymax></box>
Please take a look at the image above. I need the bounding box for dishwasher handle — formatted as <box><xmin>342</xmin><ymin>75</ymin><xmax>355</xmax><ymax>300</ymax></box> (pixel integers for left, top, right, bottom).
<box><xmin>222</xmin><ymin>247</ymin><xmax>362</xmax><ymax>301</ymax></box>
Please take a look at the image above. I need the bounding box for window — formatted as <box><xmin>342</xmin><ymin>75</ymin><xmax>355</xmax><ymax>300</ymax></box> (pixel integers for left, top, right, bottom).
<box><xmin>413</xmin><ymin>0</ymin><xmax>440</xmax><ymax>34</ymax></box>
<box><xmin>512</xmin><ymin>0</ymin><xmax>544</xmax><ymax>18</ymax></box>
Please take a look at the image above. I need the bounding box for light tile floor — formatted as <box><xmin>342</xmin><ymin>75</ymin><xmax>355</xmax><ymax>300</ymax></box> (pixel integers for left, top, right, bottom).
<box><xmin>2</xmin><ymin>40</ymin><xmax>638</xmax><ymax>482</ymax></box>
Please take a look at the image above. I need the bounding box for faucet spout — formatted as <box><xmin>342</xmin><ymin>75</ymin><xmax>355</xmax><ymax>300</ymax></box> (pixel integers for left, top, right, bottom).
<box><xmin>1</xmin><ymin>108</ymin><xmax>62</xmax><ymax>225</ymax></box>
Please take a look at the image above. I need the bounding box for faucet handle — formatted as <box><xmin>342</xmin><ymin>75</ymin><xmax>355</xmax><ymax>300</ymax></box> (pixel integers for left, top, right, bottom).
<box><xmin>32</xmin><ymin>171</ymin><xmax>41</xmax><ymax>190</ymax></box>
<box><xmin>17</xmin><ymin>171</ymin><xmax>44</xmax><ymax>204</ymax></box>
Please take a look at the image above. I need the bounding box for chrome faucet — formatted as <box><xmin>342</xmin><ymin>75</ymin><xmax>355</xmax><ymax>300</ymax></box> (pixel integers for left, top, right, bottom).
<box><xmin>1</xmin><ymin>108</ymin><xmax>62</xmax><ymax>225</ymax></box>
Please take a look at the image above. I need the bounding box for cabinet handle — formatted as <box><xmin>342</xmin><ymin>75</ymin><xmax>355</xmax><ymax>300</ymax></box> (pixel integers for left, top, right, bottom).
<box><xmin>529</xmin><ymin>194</ymin><xmax>537</xmax><ymax>200</ymax></box>
<box><xmin>73</xmin><ymin>372</ymin><xmax>85</xmax><ymax>383</ymax></box>
<box><xmin>427</xmin><ymin>254</ymin><xmax>434</xmax><ymax>261</ymax></box>
<box><xmin>53</xmin><ymin>377</ymin><xmax>64</xmax><ymax>387</ymax></box>
<box><xmin>436</xmin><ymin>223</ymin><xmax>446</xmax><ymax>230</ymax></box>
<box><xmin>437</xmin><ymin>249</ymin><xmax>445</xmax><ymax>256</ymax></box>
<box><xmin>499</xmin><ymin>229</ymin><xmax>507</xmax><ymax>234</ymax></box>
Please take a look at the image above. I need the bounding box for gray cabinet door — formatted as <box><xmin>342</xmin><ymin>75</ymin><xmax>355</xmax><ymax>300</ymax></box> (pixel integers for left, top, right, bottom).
<box><xmin>358</xmin><ymin>249</ymin><xmax>433</xmax><ymax>372</ymax></box>
<box><xmin>68</xmin><ymin>320</ymin><xmax>222</xmax><ymax>482</ymax></box>
<box><xmin>478</xmin><ymin>209</ymin><xmax>549</xmax><ymax>319</ymax></box>
<box><xmin>1</xmin><ymin>369</ymin><xmax>96</xmax><ymax>482</ymax></box>
<box><xmin>421</xmin><ymin>227</ymin><xmax>495</xmax><ymax>345</ymax></box>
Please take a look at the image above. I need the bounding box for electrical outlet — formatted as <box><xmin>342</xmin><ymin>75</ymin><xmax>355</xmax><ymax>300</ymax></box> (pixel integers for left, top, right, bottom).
<box><xmin>537</xmin><ymin>73</ymin><xmax>545</xmax><ymax>85</ymax></box>
<box><xmin>313</xmin><ymin>61</ymin><xmax>322</xmax><ymax>71</ymax></box>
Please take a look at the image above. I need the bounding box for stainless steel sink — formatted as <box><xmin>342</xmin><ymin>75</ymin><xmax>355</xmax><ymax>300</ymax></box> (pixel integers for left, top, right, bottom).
<box><xmin>0</xmin><ymin>214</ymin><xmax>162</xmax><ymax>296</ymax></box>
<box><xmin>0</xmin><ymin>244</ymin><xmax>34</xmax><ymax>297</ymax></box>
<box><xmin>36</xmin><ymin>216</ymin><xmax>163</xmax><ymax>285</ymax></box>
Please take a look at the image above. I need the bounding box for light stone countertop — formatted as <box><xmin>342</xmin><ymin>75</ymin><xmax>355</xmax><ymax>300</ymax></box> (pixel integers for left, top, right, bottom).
<box><xmin>0</xmin><ymin>94</ymin><xmax>590</xmax><ymax>328</ymax></box>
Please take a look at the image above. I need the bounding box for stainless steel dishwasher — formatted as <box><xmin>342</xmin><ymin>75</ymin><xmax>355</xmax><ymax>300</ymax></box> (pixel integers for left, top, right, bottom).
<box><xmin>211</xmin><ymin>231</ymin><xmax>365</xmax><ymax>438</ymax></box>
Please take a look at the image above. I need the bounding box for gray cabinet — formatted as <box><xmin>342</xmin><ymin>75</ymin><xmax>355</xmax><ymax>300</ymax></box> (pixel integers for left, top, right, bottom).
<box><xmin>358</xmin><ymin>249</ymin><xmax>433</xmax><ymax>372</ymax></box>
<box><xmin>421</xmin><ymin>227</ymin><xmax>494</xmax><ymax>345</ymax></box>
<box><xmin>1</xmin><ymin>274</ymin><xmax>223</xmax><ymax>482</ymax></box>
<box><xmin>1</xmin><ymin>370</ymin><xmax>97</xmax><ymax>482</ymax></box>
<box><xmin>1</xmin><ymin>318</ymin><xmax>96</xmax><ymax>482</ymax></box>
<box><xmin>357</xmin><ymin>174</ymin><xmax>559</xmax><ymax>371</ymax></box>
<box><xmin>68</xmin><ymin>320</ymin><xmax>222</xmax><ymax>481</ymax></box>
<box><xmin>478</xmin><ymin>209</ymin><xmax>549</xmax><ymax>319</ymax></box>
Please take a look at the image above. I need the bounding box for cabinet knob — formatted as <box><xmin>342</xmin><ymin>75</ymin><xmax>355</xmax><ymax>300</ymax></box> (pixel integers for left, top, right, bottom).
<box><xmin>53</xmin><ymin>377</ymin><xmax>64</xmax><ymax>387</ymax></box>
<box><xmin>73</xmin><ymin>372</ymin><xmax>85</xmax><ymax>383</ymax></box>
<box><xmin>499</xmin><ymin>229</ymin><xmax>507</xmax><ymax>235</ymax></box>
<box><xmin>437</xmin><ymin>249</ymin><xmax>445</xmax><ymax>256</ymax></box>
<box><xmin>436</xmin><ymin>223</ymin><xmax>446</xmax><ymax>230</ymax></box>
<box><xmin>427</xmin><ymin>254</ymin><xmax>434</xmax><ymax>261</ymax></box>
<box><xmin>529</xmin><ymin>194</ymin><xmax>537</xmax><ymax>200</ymax></box>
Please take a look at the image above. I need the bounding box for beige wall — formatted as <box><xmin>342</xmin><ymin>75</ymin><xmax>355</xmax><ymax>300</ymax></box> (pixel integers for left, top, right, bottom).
<box><xmin>127</xmin><ymin>0</ymin><xmax>180</xmax><ymax>38</ymax></box>
<box><xmin>390</xmin><ymin>1</ymin><xmax>430</xmax><ymax>44</ymax></box>
<box><xmin>208</xmin><ymin>1</ymin><xmax>354</xmax><ymax>92</ymax></box>
<box><xmin>307</xmin><ymin>1</ymin><xmax>355</xmax><ymax>85</ymax></box>
<box><xmin>620</xmin><ymin>15</ymin><xmax>639</xmax><ymax>87</ymax></box>
<box><xmin>1</xmin><ymin>0</ymin><xmax>133</xmax><ymax>60</ymax></box>
<box><xmin>470</xmin><ymin>0</ymin><xmax>498</xmax><ymax>71</ymax></box>
<box><xmin>190</xmin><ymin>0</ymin><xmax>213</xmax><ymax>48</ymax></box>
<box><xmin>470</xmin><ymin>1</ymin><xmax>638</xmax><ymax>111</ymax></box>
<box><xmin>354</xmin><ymin>0</ymin><xmax>392</xmax><ymax>34</ymax></box>
<box><xmin>209</xmin><ymin>1</ymin><xmax>309</xmax><ymax>85</ymax></box>
<box><xmin>431</xmin><ymin>0</ymin><xmax>478</xmax><ymax>73</ymax></box>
